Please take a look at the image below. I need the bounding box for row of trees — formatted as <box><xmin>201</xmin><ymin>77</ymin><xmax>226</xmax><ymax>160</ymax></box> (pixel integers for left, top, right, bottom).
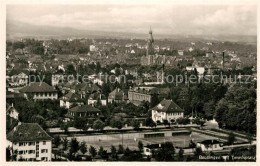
<box><xmin>52</xmin><ymin>137</ymin><xmax>146</xmax><ymax>161</ymax></box>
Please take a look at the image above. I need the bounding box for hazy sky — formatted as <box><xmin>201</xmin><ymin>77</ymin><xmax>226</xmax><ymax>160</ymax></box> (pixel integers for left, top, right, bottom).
<box><xmin>7</xmin><ymin>4</ymin><xmax>257</xmax><ymax>36</ymax></box>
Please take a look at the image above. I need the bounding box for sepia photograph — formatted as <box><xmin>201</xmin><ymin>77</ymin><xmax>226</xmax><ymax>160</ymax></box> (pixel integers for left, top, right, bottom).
<box><xmin>1</xmin><ymin>0</ymin><xmax>258</xmax><ymax>164</ymax></box>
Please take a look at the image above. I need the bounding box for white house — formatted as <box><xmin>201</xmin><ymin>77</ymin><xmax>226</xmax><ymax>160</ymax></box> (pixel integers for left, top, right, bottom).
<box><xmin>6</xmin><ymin>123</ymin><xmax>52</xmax><ymax>161</ymax></box>
<box><xmin>51</xmin><ymin>74</ymin><xmax>64</xmax><ymax>86</ymax></box>
<box><xmin>7</xmin><ymin>70</ymin><xmax>29</xmax><ymax>87</ymax></box>
<box><xmin>178</xmin><ymin>50</ymin><xmax>184</xmax><ymax>56</ymax></box>
<box><xmin>151</xmin><ymin>99</ymin><xmax>184</xmax><ymax>123</ymax></box>
<box><xmin>6</xmin><ymin>103</ymin><xmax>19</xmax><ymax>120</ymax></box>
<box><xmin>196</xmin><ymin>140</ymin><xmax>224</xmax><ymax>152</ymax></box>
<box><xmin>143</xmin><ymin>144</ymin><xmax>161</xmax><ymax>156</ymax></box>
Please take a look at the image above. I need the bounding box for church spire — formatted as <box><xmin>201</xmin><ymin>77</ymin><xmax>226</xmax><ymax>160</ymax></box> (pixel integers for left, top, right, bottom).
<box><xmin>148</xmin><ymin>26</ymin><xmax>154</xmax><ymax>43</ymax></box>
<box><xmin>147</xmin><ymin>26</ymin><xmax>154</xmax><ymax>55</ymax></box>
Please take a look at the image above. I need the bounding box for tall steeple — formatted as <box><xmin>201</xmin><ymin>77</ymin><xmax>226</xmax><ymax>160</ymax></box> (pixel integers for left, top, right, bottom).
<box><xmin>147</xmin><ymin>26</ymin><xmax>154</xmax><ymax>55</ymax></box>
<box><xmin>148</xmin><ymin>26</ymin><xmax>154</xmax><ymax>44</ymax></box>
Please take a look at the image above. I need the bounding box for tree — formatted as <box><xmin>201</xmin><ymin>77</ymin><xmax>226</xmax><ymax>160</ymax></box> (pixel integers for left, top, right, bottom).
<box><xmin>70</xmin><ymin>138</ymin><xmax>79</xmax><ymax>154</ymax></box>
<box><xmin>110</xmin><ymin>145</ymin><xmax>118</xmax><ymax>160</ymax></box>
<box><xmin>131</xmin><ymin>119</ymin><xmax>140</xmax><ymax>131</ymax></box>
<box><xmin>123</xmin><ymin>147</ymin><xmax>131</xmax><ymax>156</ymax></box>
<box><xmin>118</xmin><ymin>144</ymin><xmax>124</xmax><ymax>154</ymax></box>
<box><xmin>83</xmin><ymin>124</ymin><xmax>89</xmax><ymax>132</ymax></box>
<box><xmin>101</xmin><ymin>83</ymin><xmax>111</xmax><ymax>98</ymax></box>
<box><xmin>163</xmin><ymin>119</ymin><xmax>170</xmax><ymax>127</ymax></box>
<box><xmin>194</xmin><ymin>147</ymin><xmax>203</xmax><ymax>157</ymax></box>
<box><xmin>73</xmin><ymin>115</ymin><xmax>87</xmax><ymax>129</ymax></box>
<box><xmin>145</xmin><ymin>117</ymin><xmax>156</xmax><ymax>128</ymax></box>
<box><xmin>79</xmin><ymin>141</ymin><xmax>87</xmax><ymax>154</ymax></box>
<box><xmin>153</xmin><ymin>142</ymin><xmax>175</xmax><ymax>161</ymax></box>
<box><xmin>98</xmin><ymin>146</ymin><xmax>107</xmax><ymax>159</ymax></box>
<box><xmin>62</xmin><ymin>137</ymin><xmax>69</xmax><ymax>151</ymax></box>
<box><xmin>138</xmin><ymin>141</ymin><xmax>143</xmax><ymax>152</ymax></box>
<box><xmin>66</xmin><ymin>64</ymin><xmax>76</xmax><ymax>75</ymax></box>
<box><xmin>53</xmin><ymin>135</ymin><xmax>61</xmax><ymax>148</ymax></box>
<box><xmin>227</xmin><ymin>132</ymin><xmax>235</xmax><ymax>145</ymax></box>
<box><xmin>89</xmin><ymin>146</ymin><xmax>97</xmax><ymax>158</ymax></box>
<box><xmin>178</xmin><ymin>148</ymin><xmax>184</xmax><ymax>161</ymax></box>
<box><xmin>60</xmin><ymin>123</ymin><xmax>69</xmax><ymax>133</ymax></box>
<box><xmin>151</xmin><ymin>94</ymin><xmax>160</xmax><ymax>107</ymax></box>
<box><xmin>203</xmin><ymin>100</ymin><xmax>216</xmax><ymax>120</ymax></box>
<box><xmin>189</xmin><ymin>140</ymin><xmax>196</xmax><ymax>148</ymax></box>
<box><xmin>96</xmin><ymin>62</ymin><xmax>101</xmax><ymax>74</ymax></box>
<box><xmin>110</xmin><ymin>117</ymin><xmax>124</xmax><ymax>129</ymax></box>
<box><xmin>93</xmin><ymin>119</ymin><xmax>105</xmax><ymax>131</ymax></box>
<box><xmin>214</xmin><ymin>86</ymin><xmax>256</xmax><ymax>134</ymax></box>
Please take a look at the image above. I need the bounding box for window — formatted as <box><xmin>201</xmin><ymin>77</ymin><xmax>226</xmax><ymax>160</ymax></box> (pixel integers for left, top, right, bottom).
<box><xmin>19</xmin><ymin>142</ymin><xmax>23</xmax><ymax>146</ymax></box>
<box><xmin>19</xmin><ymin>151</ymin><xmax>23</xmax><ymax>154</ymax></box>
<box><xmin>29</xmin><ymin>142</ymin><xmax>35</xmax><ymax>146</ymax></box>
<box><xmin>41</xmin><ymin>157</ymin><xmax>47</xmax><ymax>161</ymax></box>
<box><xmin>29</xmin><ymin>150</ymin><xmax>35</xmax><ymax>154</ymax></box>
<box><xmin>43</xmin><ymin>141</ymin><xmax>46</xmax><ymax>145</ymax></box>
<box><xmin>41</xmin><ymin>149</ymin><xmax>48</xmax><ymax>153</ymax></box>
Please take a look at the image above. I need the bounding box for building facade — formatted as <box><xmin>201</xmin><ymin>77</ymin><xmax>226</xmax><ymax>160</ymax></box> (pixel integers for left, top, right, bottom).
<box><xmin>151</xmin><ymin>99</ymin><xmax>184</xmax><ymax>123</ymax></box>
<box><xmin>67</xmin><ymin>105</ymin><xmax>102</xmax><ymax>119</ymax></box>
<box><xmin>108</xmin><ymin>88</ymin><xmax>128</xmax><ymax>103</ymax></box>
<box><xmin>6</xmin><ymin>123</ymin><xmax>52</xmax><ymax>161</ymax></box>
<box><xmin>20</xmin><ymin>82</ymin><xmax>58</xmax><ymax>100</ymax></box>
<box><xmin>196</xmin><ymin>140</ymin><xmax>224</xmax><ymax>152</ymax></box>
<box><xmin>60</xmin><ymin>92</ymin><xmax>84</xmax><ymax>109</ymax></box>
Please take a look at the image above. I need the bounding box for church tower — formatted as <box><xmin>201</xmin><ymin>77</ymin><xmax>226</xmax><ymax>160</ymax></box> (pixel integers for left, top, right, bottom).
<box><xmin>147</xmin><ymin>26</ymin><xmax>155</xmax><ymax>56</ymax></box>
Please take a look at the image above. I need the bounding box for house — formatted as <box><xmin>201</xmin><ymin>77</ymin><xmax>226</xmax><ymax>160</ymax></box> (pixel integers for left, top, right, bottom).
<box><xmin>108</xmin><ymin>88</ymin><xmax>128</xmax><ymax>103</ymax></box>
<box><xmin>143</xmin><ymin>144</ymin><xmax>161</xmax><ymax>156</ymax></box>
<box><xmin>178</xmin><ymin>50</ymin><xmax>184</xmax><ymax>56</ymax></box>
<box><xmin>196</xmin><ymin>140</ymin><xmax>224</xmax><ymax>152</ymax></box>
<box><xmin>74</xmin><ymin>83</ymin><xmax>101</xmax><ymax>99</ymax></box>
<box><xmin>7</xmin><ymin>70</ymin><xmax>29</xmax><ymax>87</ymax></box>
<box><xmin>186</xmin><ymin>66</ymin><xmax>205</xmax><ymax>77</ymax></box>
<box><xmin>6</xmin><ymin>103</ymin><xmax>19</xmax><ymax>120</ymax></box>
<box><xmin>51</xmin><ymin>74</ymin><xmax>64</xmax><ymax>86</ymax></box>
<box><xmin>151</xmin><ymin>99</ymin><xmax>184</xmax><ymax>123</ymax></box>
<box><xmin>60</xmin><ymin>92</ymin><xmax>84</xmax><ymax>109</ymax></box>
<box><xmin>6</xmin><ymin>122</ymin><xmax>52</xmax><ymax>161</ymax></box>
<box><xmin>128</xmin><ymin>87</ymin><xmax>153</xmax><ymax>105</ymax></box>
<box><xmin>67</xmin><ymin>105</ymin><xmax>102</xmax><ymax>119</ymax></box>
<box><xmin>206</xmin><ymin>51</ymin><xmax>214</xmax><ymax>59</ymax></box>
<box><xmin>20</xmin><ymin>82</ymin><xmax>58</xmax><ymax>100</ymax></box>
<box><xmin>88</xmin><ymin>92</ymin><xmax>107</xmax><ymax>106</ymax></box>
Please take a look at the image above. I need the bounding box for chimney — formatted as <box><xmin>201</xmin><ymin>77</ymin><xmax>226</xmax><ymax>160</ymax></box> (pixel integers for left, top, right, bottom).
<box><xmin>222</xmin><ymin>51</ymin><xmax>225</xmax><ymax>70</ymax></box>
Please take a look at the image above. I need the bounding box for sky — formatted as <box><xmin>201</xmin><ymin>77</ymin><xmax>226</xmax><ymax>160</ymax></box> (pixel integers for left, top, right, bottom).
<box><xmin>7</xmin><ymin>4</ymin><xmax>257</xmax><ymax>36</ymax></box>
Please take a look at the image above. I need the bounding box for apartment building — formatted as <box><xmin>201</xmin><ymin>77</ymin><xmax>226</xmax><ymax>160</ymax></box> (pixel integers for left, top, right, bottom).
<box><xmin>7</xmin><ymin>123</ymin><xmax>52</xmax><ymax>161</ymax></box>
